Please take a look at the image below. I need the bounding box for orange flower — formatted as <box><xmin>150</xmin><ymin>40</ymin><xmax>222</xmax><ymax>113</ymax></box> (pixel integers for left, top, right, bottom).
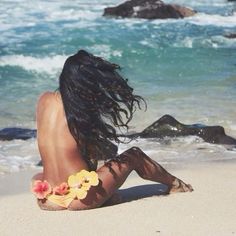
<box><xmin>53</xmin><ymin>182</ymin><xmax>69</xmax><ymax>195</ymax></box>
<box><xmin>32</xmin><ymin>180</ymin><xmax>52</xmax><ymax>199</ymax></box>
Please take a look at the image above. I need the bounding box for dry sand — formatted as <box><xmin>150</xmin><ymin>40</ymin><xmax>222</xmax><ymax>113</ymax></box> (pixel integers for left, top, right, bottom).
<box><xmin>0</xmin><ymin>162</ymin><xmax>236</xmax><ymax>236</ymax></box>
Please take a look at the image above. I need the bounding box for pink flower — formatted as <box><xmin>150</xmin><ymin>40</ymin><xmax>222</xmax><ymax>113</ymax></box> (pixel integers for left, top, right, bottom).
<box><xmin>53</xmin><ymin>182</ymin><xmax>69</xmax><ymax>195</ymax></box>
<box><xmin>32</xmin><ymin>180</ymin><xmax>52</xmax><ymax>199</ymax></box>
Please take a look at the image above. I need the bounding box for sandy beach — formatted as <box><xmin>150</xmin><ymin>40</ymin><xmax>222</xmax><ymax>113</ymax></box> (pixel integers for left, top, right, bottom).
<box><xmin>0</xmin><ymin>161</ymin><xmax>236</xmax><ymax>236</ymax></box>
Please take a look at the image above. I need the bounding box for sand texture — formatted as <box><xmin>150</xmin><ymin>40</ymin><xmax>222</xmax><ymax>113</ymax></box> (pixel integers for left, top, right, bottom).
<box><xmin>0</xmin><ymin>162</ymin><xmax>236</xmax><ymax>236</ymax></box>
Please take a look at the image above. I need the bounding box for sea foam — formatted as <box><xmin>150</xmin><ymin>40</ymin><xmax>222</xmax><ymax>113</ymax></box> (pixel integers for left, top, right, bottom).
<box><xmin>0</xmin><ymin>139</ymin><xmax>39</xmax><ymax>175</ymax></box>
<box><xmin>189</xmin><ymin>12</ymin><xmax>236</xmax><ymax>27</ymax></box>
<box><xmin>0</xmin><ymin>1</ymin><xmax>102</xmax><ymax>32</ymax></box>
<box><xmin>0</xmin><ymin>47</ymin><xmax>123</xmax><ymax>74</ymax></box>
<box><xmin>0</xmin><ymin>55</ymin><xmax>67</xmax><ymax>75</ymax></box>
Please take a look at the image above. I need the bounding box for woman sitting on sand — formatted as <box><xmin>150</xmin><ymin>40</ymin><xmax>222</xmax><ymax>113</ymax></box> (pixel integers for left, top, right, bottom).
<box><xmin>31</xmin><ymin>50</ymin><xmax>193</xmax><ymax>210</ymax></box>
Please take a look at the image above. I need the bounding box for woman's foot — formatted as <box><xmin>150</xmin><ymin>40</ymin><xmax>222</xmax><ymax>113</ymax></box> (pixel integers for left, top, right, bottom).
<box><xmin>168</xmin><ymin>178</ymin><xmax>193</xmax><ymax>194</ymax></box>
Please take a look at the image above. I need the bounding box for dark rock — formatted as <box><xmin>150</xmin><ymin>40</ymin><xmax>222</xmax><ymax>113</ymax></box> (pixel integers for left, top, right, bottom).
<box><xmin>224</xmin><ymin>33</ymin><xmax>236</xmax><ymax>39</ymax></box>
<box><xmin>0</xmin><ymin>127</ymin><xmax>36</xmax><ymax>140</ymax></box>
<box><xmin>130</xmin><ymin>115</ymin><xmax>236</xmax><ymax>145</ymax></box>
<box><xmin>103</xmin><ymin>0</ymin><xmax>196</xmax><ymax>19</ymax></box>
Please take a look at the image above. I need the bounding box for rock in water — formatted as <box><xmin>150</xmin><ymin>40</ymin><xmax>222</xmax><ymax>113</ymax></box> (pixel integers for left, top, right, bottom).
<box><xmin>224</xmin><ymin>33</ymin><xmax>236</xmax><ymax>39</ymax></box>
<box><xmin>1</xmin><ymin>114</ymin><xmax>235</xmax><ymax>164</ymax></box>
<box><xmin>138</xmin><ymin>115</ymin><xmax>236</xmax><ymax>145</ymax></box>
<box><xmin>103</xmin><ymin>0</ymin><xmax>196</xmax><ymax>19</ymax></box>
<box><xmin>0</xmin><ymin>127</ymin><xmax>36</xmax><ymax>140</ymax></box>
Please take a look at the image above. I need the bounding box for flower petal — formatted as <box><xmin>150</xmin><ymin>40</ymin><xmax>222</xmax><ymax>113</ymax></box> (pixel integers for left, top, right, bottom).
<box><xmin>31</xmin><ymin>180</ymin><xmax>52</xmax><ymax>199</ymax></box>
<box><xmin>53</xmin><ymin>182</ymin><xmax>69</xmax><ymax>195</ymax></box>
<box><xmin>88</xmin><ymin>171</ymin><xmax>99</xmax><ymax>186</ymax></box>
<box><xmin>75</xmin><ymin>188</ymin><xmax>88</xmax><ymax>200</ymax></box>
<box><xmin>76</xmin><ymin>170</ymin><xmax>89</xmax><ymax>181</ymax></box>
<box><xmin>68</xmin><ymin>189</ymin><xmax>77</xmax><ymax>199</ymax></box>
<box><xmin>82</xmin><ymin>182</ymin><xmax>91</xmax><ymax>191</ymax></box>
<box><xmin>68</xmin><ymin>174</ymin><xmax>79</xmax><ymax>188</ymax></box>
<box><xmin>47</xmin><ymin>192</ymin><xmax>75</xmax><ymax>208</ymax></box>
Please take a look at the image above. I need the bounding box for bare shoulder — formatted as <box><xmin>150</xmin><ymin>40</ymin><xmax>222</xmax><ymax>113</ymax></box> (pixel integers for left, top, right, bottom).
<box><xmin>36</xmin><ymin>91</ymin><xmax>61</xmax><ymax>117</ymax></box>
<box><xmin>38</xmin><ymin>91</ymin><xmax>55</xmax><ymax>104</ymax></box>
<box><xmin>37</xmin><ymin>91</ymin><xmax>60</xmax><ymax>107</ymax></box>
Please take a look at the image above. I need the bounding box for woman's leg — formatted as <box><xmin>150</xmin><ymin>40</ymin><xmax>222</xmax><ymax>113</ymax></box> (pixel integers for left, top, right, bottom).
<box><xmin>68</xmin><ymin>147</ymin><xmax>193</xmax><ymax>210</ymax></box>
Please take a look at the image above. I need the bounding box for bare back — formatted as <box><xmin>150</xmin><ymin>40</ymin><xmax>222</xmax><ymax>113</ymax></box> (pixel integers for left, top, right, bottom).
<box><xmin>36</xmin><ymin>91</ymin><xmax>89</xmax><ymax>187</ymax></box>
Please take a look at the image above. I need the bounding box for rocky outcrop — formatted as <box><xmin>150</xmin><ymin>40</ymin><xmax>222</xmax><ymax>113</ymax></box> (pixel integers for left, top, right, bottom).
<box><xmin>136</xmin><ymin>115</ymin><xmax>236</xmax><ymax>145</ymax></box>
<box><xmin>1</xmin><ymin>115</ymin><xmax>235</xmax><ymax>165</ymax></box>
<box><xmin>0</xmin><ymin>127</ymin><xmax>36</xmax><ymax>140</ymax></box>
<box><xmin>103</xmin><ymin>0</ymin><xmax>196</xmax><ymax>19</ymax></box>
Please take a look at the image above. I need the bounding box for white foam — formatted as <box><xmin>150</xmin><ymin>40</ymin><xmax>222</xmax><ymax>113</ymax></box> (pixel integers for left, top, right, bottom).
<box><xmin>189</xmin><ymin>12</ymin><xmax>236</xmax><ymax>27</ymax></box>
<box><xmin>0</xmin><ymin>1</ymin><xmax>102</xmax><ymax>33</ymax></box>
<box><xmin>0</xmin><ymin>139</ymin><xmax>40</xmax><ymax>175</ymax></box>
<box><xmin>173</xmin><ymin>37</ymin><xmax>193</xmax><ymax>48</ymax></box>
<box><xmin>0</xmin><ymin>46</ymin><xmax>123</xmax><ymax>74</ymax></box>
<box><xmin>0</xmin><ymin>133</ymin><xmax>236</xmax><ymax>175</ymax></box>
<box><xmin>46</xmin><ymin>9</ymin><xmax>99</xmax><ymax>22</ymax></box>
<box><xmin>164</xmin><ymin>0</ymin><xmax>232</xmax><ymax>7</ymax></box>
<box><xmin>151</xmin><ymin>12</ymin><xmax>236</xmax><ymax>28</ymax></box>
<box><xmin>201</xmin><ymin>35</ymin><xmax>236</xmax><ymax>48</ymax></box>
<box><xmin>117</xmin><ymin>135</ymin><xmax>236</xmax><ymax>167</ymax></box>
<box><xmin>173</xmin><ymin>35</ymin><xmax>236</xmax><ymax>48</ymax></box>
<box><xmin>0</xmin><ymin>54</ymin><xmax>67</xmax><ymax>75</ymax></box>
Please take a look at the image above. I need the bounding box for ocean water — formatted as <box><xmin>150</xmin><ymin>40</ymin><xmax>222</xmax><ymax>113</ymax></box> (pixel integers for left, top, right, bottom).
<box><xmin>0</xmin><ymin>0</ymin><xmax>236</xmax><ymax>174</ymax></box>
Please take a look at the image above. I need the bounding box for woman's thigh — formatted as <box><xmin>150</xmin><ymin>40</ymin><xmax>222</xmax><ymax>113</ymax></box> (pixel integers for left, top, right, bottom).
<box><xmin>34</xmin><ymin>149</ymin><xmax>137</xmax><ymax>210</ymax></box>
<box><xmin>68</xmin><ymin>158</ymin><xmax>133</xmax><ymax>210</ymax></box>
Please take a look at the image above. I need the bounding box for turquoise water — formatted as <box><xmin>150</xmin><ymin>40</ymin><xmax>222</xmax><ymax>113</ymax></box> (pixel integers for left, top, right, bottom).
<box><xmin>0</xmin><ymin>0</ymin><xmax>236</xmax><ymax>174</ymax></box>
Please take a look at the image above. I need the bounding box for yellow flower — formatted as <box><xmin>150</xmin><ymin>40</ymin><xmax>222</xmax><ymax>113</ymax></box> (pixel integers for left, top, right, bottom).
<box><xmin>69</xmin><ymin>187</ymin><xmax>88</xmax><ymax>200</ymax></box>
<box><xmin>76</xmin><ymin>170</ymin><xmax>99</xmax><ymax>189</ymax></box>
<box><xmin>67</xmin><ymin>170</ymin><xmax>99</xmax><ymax>200</ymax></box>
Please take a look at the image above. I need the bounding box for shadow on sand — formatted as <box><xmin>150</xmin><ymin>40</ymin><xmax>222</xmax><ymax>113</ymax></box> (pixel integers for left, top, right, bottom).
<box><xmin>103</xmin><ymin>183</ymin><xmax>168</xmax><ymax>207</ymax></box>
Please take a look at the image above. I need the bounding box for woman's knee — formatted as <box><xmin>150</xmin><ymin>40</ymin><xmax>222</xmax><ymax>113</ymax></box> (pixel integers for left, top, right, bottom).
<box><xmin>123</xmin><ymin>146</ymin><xmax>145</xmax><ymax>161</ymax></box>
<box><xmin>123</xmin><ymin>146</ymin><xmax>142</xmax><ymax>156</ymax></box>
<box><xmin>117</xmin><ymin>146</ymin><xmax>144</xmax><ymax>170</ymax></box>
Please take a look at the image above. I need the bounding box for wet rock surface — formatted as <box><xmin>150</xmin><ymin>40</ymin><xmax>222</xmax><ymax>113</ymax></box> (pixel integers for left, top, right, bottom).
<box><xmin>136</xmin><ymin>115</ymin><xmax>236</xmax><ymax>145</ymax></box>
<box><xmin>103</xmin><ymin>0</ymin><xmax>196</xmax><ymax>19</ymax></box>
<box><xmin>0</xmin><ymin>127</ymin><xmax>36</xmax><ymax>140</ymax></box>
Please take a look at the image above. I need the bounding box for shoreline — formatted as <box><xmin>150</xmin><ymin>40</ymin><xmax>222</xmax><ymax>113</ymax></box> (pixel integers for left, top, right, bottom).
<box><xmin>0</xmin><ymin>161</ymin><xmax>236</xmax><ymax>235</ymax></box>
<box><xmin>1</xmin><ymin>158</ymin><xmax>236</xmax><ymax>194</ymax></box>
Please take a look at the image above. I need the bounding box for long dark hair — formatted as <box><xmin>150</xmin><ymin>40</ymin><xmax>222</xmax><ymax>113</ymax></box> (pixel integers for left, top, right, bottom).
<box><xmin>59</xmin><ymin>50</ymin><xmax>146</xmax><ymax>167</ymax></box>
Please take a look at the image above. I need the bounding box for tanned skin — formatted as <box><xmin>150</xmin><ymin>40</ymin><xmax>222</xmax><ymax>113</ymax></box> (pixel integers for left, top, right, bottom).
<box><xmin>32</xmin><ymin>91</ymin><xmax>193</xmax><ymax>211</ymax></box>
